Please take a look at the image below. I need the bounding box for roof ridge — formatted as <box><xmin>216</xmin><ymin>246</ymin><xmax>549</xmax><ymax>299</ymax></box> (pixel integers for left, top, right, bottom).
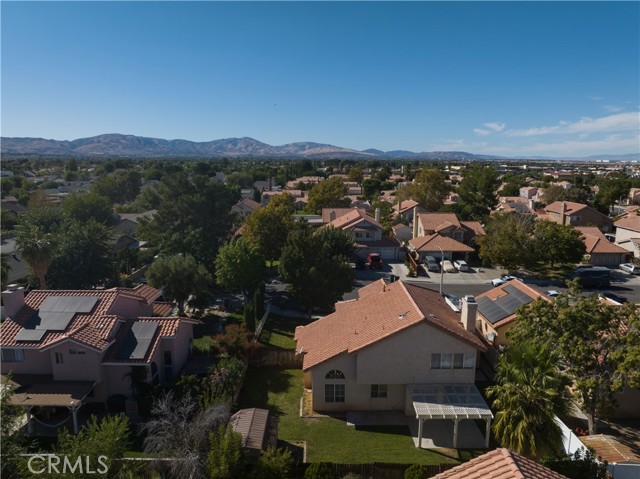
<box><xmin>397</xmin><ymin>281</ymin><xmax>426</xmax><ymax>321</ymax></box>
<box><xmin>501</xmin><ymin>449</ymin><xmax>526</xmax><ymax>478</ymax></box>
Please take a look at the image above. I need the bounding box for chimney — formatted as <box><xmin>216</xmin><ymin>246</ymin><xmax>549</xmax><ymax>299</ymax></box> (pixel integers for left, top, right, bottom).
<box><xmin>268</xmin><ymin>176</ymin><xmax>273</xmax><ymax>192</ymax></box>
<box><xmin>412</xmin><ymin>207</ymin><xmax>419</xmax><ymax>239</ymax></box>
<box><xmin>461</xmin><ymin>295</ymin><xmax>477</xmax><ymax>333</ymax></box>
<box><xmin>2</xmin><ymin>285</ymin><xmax>25</xmax><ymax>318</ymax></box>
<box><xmin>560</xmin><ymin>201</ymin><xmax>567</xmax><ymax>226</ymax></box>
<box><xmin>329</xmin><ymin>210</ymin><xmax>336</xmax><ymax>222</ymax></box>
<box><xmin>375</xmin><ymin>208</ymin><xmax>381</xmax><ymax>223</ymax></box>
<box><xmin>528</xmin><ymin>199</ymin><xmax>535</xmax><ymax>210</ymax></box>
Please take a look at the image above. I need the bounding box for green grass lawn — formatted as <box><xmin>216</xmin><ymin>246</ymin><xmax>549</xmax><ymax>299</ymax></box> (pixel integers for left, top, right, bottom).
<box><xmin>192</xmin><ymin>311</ymin><xmax>246</xmax><ymax>354</ymax></box>
<box><xmin>237</xmin><ymin>368</ymin><xmax>475</xmax><ymax>465</ymax></box>
<box><xmin>257</xmin><ymin>314</ymin><xmax>306</xmax><ymax>350</ymax></box>
<box><xmin>526</xmin><ymin>262</ymin><xmax>576</xmax><ymax>280</ymax></box>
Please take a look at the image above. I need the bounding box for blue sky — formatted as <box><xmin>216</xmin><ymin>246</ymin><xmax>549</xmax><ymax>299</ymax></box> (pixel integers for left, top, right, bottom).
<box><xmin>2</xmin><ymin>1</ymin><xmax>639</xmax><ymax>157</ymax></box>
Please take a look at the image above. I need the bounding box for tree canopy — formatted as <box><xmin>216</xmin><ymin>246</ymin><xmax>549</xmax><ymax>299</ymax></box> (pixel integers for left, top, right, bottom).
<box><xmin>304</xmin><ymin>177</ymin><xmax>351</xmax><ymax>214</ymax></box>
<box><xmin>243</xmin><ymin>193</ymin><xmax>296</xmax><ymax>264</ymax></box>
<box><xmin>215</xmin><ymin>238</ymin><xmax>266</xmax><ymax>302</ymax></box>
<box><xmin>477</xmin><ymin>213</ymin><xmax>536</xmax><ymax>270</ymax></box>
<box><xmin>456</xmin><ymin>166</ymin><xmax>500</xmax><ymax>221</ymax></box>
<box><xmin>508</xmin><ymin>288</ymin><xmax>640</xmax><ymax>434</ymax></box>
<box><xmin>399</xmin><ymin>167</ymin><xmax>451</xmax><ymax>211</ymax></box>
<box><xmin>61</xmin><ymin>191</ymin><xmax>114</xmax><ymax>226</ymax></box>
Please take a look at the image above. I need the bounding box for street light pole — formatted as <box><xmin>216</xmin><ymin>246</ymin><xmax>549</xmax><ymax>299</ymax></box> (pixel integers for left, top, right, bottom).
<box><xmin>438</xmin><ymin>246</ymin><xmax>444</xmax><ymax>295</ymax></box>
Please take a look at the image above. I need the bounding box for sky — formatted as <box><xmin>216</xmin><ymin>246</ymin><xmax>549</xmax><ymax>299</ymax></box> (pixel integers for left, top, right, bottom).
<box><xmin>2</xmin><ymin>1</ymin><xmax>639</xmax><ymax>157</ymax></box>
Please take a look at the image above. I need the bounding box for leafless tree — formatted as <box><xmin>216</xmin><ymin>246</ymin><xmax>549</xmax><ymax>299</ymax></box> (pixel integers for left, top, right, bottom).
<box><xmin>139</xmin><ymin>392</ymin><xmax>229</xmax><ymax>479</ymax></box>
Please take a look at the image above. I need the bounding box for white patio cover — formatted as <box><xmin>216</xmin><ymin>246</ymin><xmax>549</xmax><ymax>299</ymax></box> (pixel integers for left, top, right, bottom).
<box><xmin>408</xmin><ymin>383</ymin><xmax>493</xmax><ymax>448</ymax></box>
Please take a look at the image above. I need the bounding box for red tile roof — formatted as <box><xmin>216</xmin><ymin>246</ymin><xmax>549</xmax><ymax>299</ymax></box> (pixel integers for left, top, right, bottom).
<box><xmin>152</xmin><ymin>301</ymin><xmax>176</xmax><ymax>317</ymax></box>
<box><xmin>614</xmin><ymin>214</ymin><xmax>640</xmax><ymax>233</ymax></box>
<box><xmin>329</xmin><ymin>208</ymin><xmax>383</xmax><ymax>230</ymax></box>
<box><xmin>418</xmin><ymin>213</ymin><xmax>462</xmax><ymax>232</ymax></box>
<box><xmin>575</xmin><ymin>226</ymin><xmax>629</xmax><ymax>255</ymax></box>
<box><xmin>460</xmin><ymin>221</ymin><xmax>486</xmax><ymax>236</ymax></box>
<box><xmin>580</xmin><ymin>434</ymin><xmax>640</xmax><ymax>463</ymax></box>
<box><xmin>1</xmin><ymin>290</ymin><xmax>121</xmax><ymax>350</ymax></box>
<box><xmin>408</xmin><ymin>234</ymin><xmax>474</xmax><ymax>253</ymax></box>
<box><xmin>430</xmin><ymin>448</ymin><xmax>569</xmax><ymax>479</ymax></box>
<box><xmin>295</xmin><ymin>280</ymin><xmax>485</xmax><ymax>371</ymax></box>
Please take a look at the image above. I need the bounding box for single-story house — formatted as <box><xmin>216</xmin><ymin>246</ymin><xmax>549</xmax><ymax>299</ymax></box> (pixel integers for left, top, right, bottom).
<box><xmin>575</xmin><ymin>226</ymin><xmax>629</xmax><ymax>266</ymax></box>
<box><xmin>614</xmin><ymin>214</ymin><xmax>640</xmax><ymax>258</ymax></box>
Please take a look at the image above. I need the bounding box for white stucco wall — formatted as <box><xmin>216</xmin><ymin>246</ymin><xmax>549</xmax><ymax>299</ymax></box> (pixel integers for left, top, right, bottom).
<box><xmin>615</xmin><ymin>227</ymin><xmax>640</xmax><ymax>258</ymax></box>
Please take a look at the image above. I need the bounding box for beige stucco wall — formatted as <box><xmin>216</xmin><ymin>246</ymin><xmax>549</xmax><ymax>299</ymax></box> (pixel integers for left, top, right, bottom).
<box><xmin>478</xmin><ymin>315</ymin><xmax>513</xmax><ymax>347</ymax></box>
<box><xmin>49</xmin><ymin>343</ymin><xmax>103</xmax><ymax>382</ymax></box>
<box><xmin>101</xmin><ymin>364</ymin><xmax>138</xmax><ymax>400</ymax></box>
<box><xmin>614</xmin><ymin>227</ymin><xmax>640</xmax><ymax>258</ymax></box>
<box><xmin>110</xmin><ymin>295</ymin><xmax>152</xmax><ymax>318</ymax></box>
<box><xmin>309</xmin><ymin>322</ymin><xmax>478</xmax><ymax>412</ymax></box>
<box><xmin>1</xmin><ymin>348</ymin><xmax>51</xmax><ymax>375</ymax></box>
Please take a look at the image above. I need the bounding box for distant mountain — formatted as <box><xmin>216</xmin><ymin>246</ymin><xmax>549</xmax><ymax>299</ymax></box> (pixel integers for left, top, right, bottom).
<box><xmin>1</xmin><ymin>134</ymin><xmax>637</xmax><ymax>161</ymax></box>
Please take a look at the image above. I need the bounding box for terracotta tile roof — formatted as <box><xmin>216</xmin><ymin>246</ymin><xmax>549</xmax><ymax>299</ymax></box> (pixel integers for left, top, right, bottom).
<box><xmin>354</xmin><ymin>237</ymin><xmax>401</xmax><ymax>249</ymax></box>
<box><xmin>120</xmin><ymin>284</ymin><xmax>162</xmax><ymax>304</ymax></box>
<box><xmin>322</xmin><ymin>208</ymin><xmax>358</xmax><ymax>223</ymax></box>
<box><xmin>329</xmin><ymin>208</ymin><xmax>383</xmax><ymax>230</ymax></box>
<box><xmin>295</xmin><ymin>280</ymin><xmax>485</xmax><ymax>371</ymax></box>
<box><xmin>152</xmin><ymin>301</ymin><xmax>176</xmax><ymax>317</ymax></box>
<box><xmin>580</xmin><ymin>434</ymin><xmax>640</xmax><ymax>463</ymax></box>
<box><xmin>0</xmin><ymin>290</ymin><xmax>121</xmax><ymax>350</ymax></box>
<box><xmin>430</xmin><ymin>448</ymin><xmax>569</xmax><ymax>479</ymax></box>
<box><xmin>475</xmin><ymin>281</ymin><xmax>549</xmax><ymax>328</ymax></box>
<box><xmin>575</xmin><ymin>226</ymin><xmax>629</xmax><ymax>255</ymax></box>
<box><xmin>615</xmin><ymin>214</ymin><xmax>640</xmax><ymax>233</ymax></box>
<box><xmin>460</xmin><ymin>221</ymin><xmax>486</xmax><ymax>236</ymax></box>
<box><xmin>418</xmin><ymin>213</ymin><xmax>462</xmax><ymax>233</ymax></box>
<box><xmin>393</xmin><ymin>199</ymin><xmax>419</xmax><ymax>213</ymax></box>
<box><xmin>408</xmin><ymin>234</ymin><xmax>474</xmax><ymax>253</ymax></box>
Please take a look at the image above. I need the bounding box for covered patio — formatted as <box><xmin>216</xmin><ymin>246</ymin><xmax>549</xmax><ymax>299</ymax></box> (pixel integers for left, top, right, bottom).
<box><xmin>408</xmin><ymin>384</ymin><xmax>493</xmax><ymax>449</ymax></box>
<box><xmin>2</xmin><ymin>375</ymin><xmax>95</xmax><ymax>435</ymax></box>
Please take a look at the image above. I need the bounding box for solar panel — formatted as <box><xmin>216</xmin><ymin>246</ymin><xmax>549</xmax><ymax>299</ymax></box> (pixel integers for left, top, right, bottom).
<box><xmin>115</xmin><ymin>321</ymin><xmax>159</xmax><ymax>360</ymax></box>
<box><xmin>495</xmin><ymin>295</ymin><xmax>525</xmax><ymax>317</ymax></box>
<box><xmin>39</xmin><ymin>296</ymin><xmax>98</xmax><ymax>313</ymax></box>
<box><xmin>502</xmin><ymin>285</ymin><xmax>534</xmax><ymax>304</ymax></box>
<box><xmin>477</xmin><ymin>296</ymin><xmax>509</xmax><ymax>324</ymax></box>
<box><xmin>14</xmin><ymin>329</ymin><xmax>47</xmax><ymax>342</ymax></box>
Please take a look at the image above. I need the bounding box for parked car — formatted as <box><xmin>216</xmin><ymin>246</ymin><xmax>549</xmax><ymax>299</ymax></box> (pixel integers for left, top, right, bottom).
<box><xmin>440</xmin><ymin>260</ymin><xmax>457</xmax><ymax>273</ymax></box>
<box><xmin>423</xmin><ymin>255</ymin><xmax>440</xmax><ymax>272</ymax></box>
<box><xmin>491</xmin><ymin>275</ymin><xmax>517</xmax><ymax>287</ymax></box>
<box><xmin>453</xmin><ymin>260</ymin><xmax>470</xmax><ymax>272</ymax></box>
<box><xmin>567</xmin><ymin>267</ymin><xmax>610</xmax><ymax>288</ymax></box>
<box><xmin>619</xmin><ymin>263</ymin><xmax>640</xmax><ymax>275</ymax></box>
<box><xmin>367</xmin><ymin>253</ymin><xmax>383</xmax><ymax>270</ymax></box>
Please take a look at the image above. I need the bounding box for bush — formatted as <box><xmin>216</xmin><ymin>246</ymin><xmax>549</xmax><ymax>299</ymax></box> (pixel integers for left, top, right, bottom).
<box><xmin>305</xmin><ymin>462</ymin><xmax>333</xmax><ymax>479</ymax></box>
<box><xmin>249</xmin><ymin>447</ymin><xmax>293</xmax><ymax>479</ymax></box>
<box><xmin>404</xmin><ymin>464</ymin><xmax>429</xmax><ymax>479</ymax></box>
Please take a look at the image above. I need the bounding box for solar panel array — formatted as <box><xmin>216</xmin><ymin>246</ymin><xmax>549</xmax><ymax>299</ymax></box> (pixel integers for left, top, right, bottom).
<box><xmin>115</xmin><ymin>321</ymin><xmax>159</xmax><ymax>360</ymax></box>
<box><xmin>477</xmin><ymin>284</ymin><xmax>534</xmax><ymax>324</ymax></box>
<box><xmin>14</xmin><ymin>296</ymin><xmax>99</xmax><ymax>342</ymax></box>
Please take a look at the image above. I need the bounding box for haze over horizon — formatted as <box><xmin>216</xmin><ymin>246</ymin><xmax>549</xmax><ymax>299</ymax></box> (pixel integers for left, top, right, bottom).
<box><xmin>2</xmin><ymin>2</ymin><xmax>639</xmax><ymax>158</ymax></box>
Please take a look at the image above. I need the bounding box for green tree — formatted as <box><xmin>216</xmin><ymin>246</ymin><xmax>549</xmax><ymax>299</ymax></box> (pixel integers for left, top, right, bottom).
<box><xmin>52</xmin><ymin>414</ymin><xmax>131</xmax><ymax>479</ymax></box>
<box><xmin>347</xmin><ymin>166</ymin><xmax>364</xmax><ymax>185</ymax></box>
<box><xmin>214</xmin><ymin>324</ymin><xmax>254</xmax><ymax>360</ymax></box>
<box><xmin>304</xmin><ymin>462</ymin><xmax>333</xmax><ymax>479</ymax></box>
<box><xmin>456</xmin><ymin>165</ymin><xmax>500</xmax><ymax>221</ymax></box>
<box><xmin>314</xmin><ymin>226</ymin><xmax>357</xmax><ymax>261</ymax></box>
<box><xmin>46</xmin><ymin>219</ymin><xmax>115</xmax><ymax>289</ymax></box>
<box><xmin>541</xmin><ymin>448</ymin><xmax>610</xmax><ymax>479</ymax></box>
<box><xmin>147</xmin><ymin>254</ymin><xmax>212</xmax><ymax>315</ymax></box>
<box><xmin>477</xmin><ymin>213</ymin><xmax>536</xmax><ymax>271</ymax></box>
<box><xmin>243</xmin><ymin>193</ymin><xmax>296</xmax><ymax>265</ymax></box>
<box><xmin>62</xmin><ymin>191</ymin><xmax>114</xmax><ymax>226</ymax></box>
<box><xmin>532</xmin><ymin>221</ymin><xmax>586</xmax><ymax>267</ymax></box>
<box><xmin>15</xmin><ymin>207</ymin><xmax>64</xmax><ymax>289</ymax></box>
<box><xmin>137</xmin><ymin>172</ymin><xmax>239</xmax><ymax>274</ymax></box>
<box><xmin>249</xmin><ymin>447</ymin><xmax>293</xmax><ymax>479</ymax></box>
<box><xmin>206</xmin><ymin>424</ymin><xmax>245</xmax><ymax>479</ymax></box>
<box><xmin>1</xmin><ymin>377</ymin><xmax>24</xmax><ymax>479</ymax></box>
<box><xmin>361</xmin><ymin>178</ymin><xmax>382</xmax><ymax>201</ymax></box>
<box><xmin>487</xmin><ymin>343</ymin><xmax>571</xmax><ymax>459</ymax></box>
<box><xmin>279</xmin><ymin>225</ymin><xmax>354</xmax><ymax>313</ymax></box>
<box><xmin>508</xmin><ymin>289</ymin><xmax>640</xmax><ymax>434</ymax></box>
<box><xmin>595</xmin><ymin>176</ymin><xmax>630</xmax><ymax>213</ymax></box>
<box><xmin>399</xmin><ymin>167</ymin><xmax>451</xmax><ymax>211</ymax></box>
<box><xmin>92</xmin><ymin>169</ymin><xmax>141</xmax><ymax>204</ymax></box>
<box><xmin>305</xmin><ymin>177</ymin><xmax>351</xmax><ymax>214</ymax></box>
<box><xmin>215</xmin><ymin>238</ymin><xmax>266</xmax><ymax>304</ymax></box>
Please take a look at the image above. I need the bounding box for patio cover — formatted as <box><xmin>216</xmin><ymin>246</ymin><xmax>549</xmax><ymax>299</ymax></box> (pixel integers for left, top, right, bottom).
<box><xmin>408</xmin><ymin>384</ymin><xmax>493</xmax><ymax>449</ymax></box>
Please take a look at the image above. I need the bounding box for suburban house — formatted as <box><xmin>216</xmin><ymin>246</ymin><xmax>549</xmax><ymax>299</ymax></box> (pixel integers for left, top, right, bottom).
<box><xmin>392</xmin><ymin>200</ymin><xmax>427</xmax><ymax>223</ymax></box>
<box><xmin>575</xmin><ymin>226</ymin><xmax>629</xmax><ymax>266</ymax></box>
<box><xmin>519</xmin><ymin>186</ymin><xmax>538</xmax><ymax>200</ymax></box>
<box><xmin>323</xmin><ymin>208</ymin><xmax>401</xmax><ymax>260</ymax></box>
<box><xmin>113</xmin><ymin>210</ymin><xmax>157</xmax><ymax>236</ymax></box>
<box><xmin>542</xmin><ymin>201</ymin><xmax>613</xmax><ymax>232</ymax></box>
<box><xmin>391</xmin><ymin>223</ymin><xmax>413</xmax><ymax>243</ymax></box>
<box><xmin>429</xmin><ymin>448</ymin><xmax>569</xmax><ymax>479</ymax></box>
<box><xmin>415</xmin><ymin>212</ymin><xmax>485</xmax><ymax>245</ymax></box>
<box><xmin>474</xmin><ymin>280</ymin><xmax>549</xmax><ymax>348</ymax></box>
<box><xmin>231</xmin><ymin>198</ymin><xmax>262</xmax><ymax>218</ymax></box>
<box><xmin>614</xmin><ymin>213</ymin><xmax>640</xmax><ymax>258</ymax></box>
<box><xmin>261</xmin><ymin>190</ymin><xmax>307</xmax><ymax>210</ymax></box>
<box><xmin>407</xmin><ymin>234</ymin><xmax>474</xmax><ymax>263</ymax></box>
<box><xmin>0</xmin><ymin>284</ymin><xmax>197</xmax><ymax>433</ymax></box>
<box><xmin>286</xmin><ymin>176</ymin><xmax>324</xmax><ymax>189</ymax></box>
<box><xmin>494</xmin><ymin>196</ymin><xmax>536</xmax><ymax>215</ymax></box>
<box><xmin>295</xmin><ymin>279</ymin><xmax>493</xmax><ymax>448</ymax></box>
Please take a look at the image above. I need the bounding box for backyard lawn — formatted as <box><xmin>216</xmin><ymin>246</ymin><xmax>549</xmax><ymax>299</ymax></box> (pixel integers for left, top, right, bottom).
<box><xmin>237</xmin><ymin>368</ymin><xmax>475</xmax><ymax>465</ymax></box>
<box><xmin>257</xmin><ymin>314</ymin><xmax>306</xmax><ymax>350</ymax></box>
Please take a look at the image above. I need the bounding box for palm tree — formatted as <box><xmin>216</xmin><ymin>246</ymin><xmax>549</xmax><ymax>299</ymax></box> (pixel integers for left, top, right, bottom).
<box><xmin>15</xmin><ymin>225</ymin><xmax>56</xmax><ymax>289</ymax></box>
<box><xmin>486</xmin><ymin>342</ymin><xmax>571</xmax><ymax>459</ymax></box>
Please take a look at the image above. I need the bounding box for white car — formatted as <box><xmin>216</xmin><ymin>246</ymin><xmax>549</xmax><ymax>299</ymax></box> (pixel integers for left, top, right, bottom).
<box><xmin>440</xmin><ymin>260</ymin><xmax>457</xmax><ymax>273</ymax></box>
<box><xmin>619</xmin><ymin>263</ymin><xmax>640</xmax><ymax>275</ymax></box>
<box><xmin>453</xmin><ymin>260</ymin><xmax>470</xmax><ymax>272</ymax></box>
<box><xmin>491</xmin><ymin>275</ymin><xmax>517</xmax><ymax>287</ymax></box>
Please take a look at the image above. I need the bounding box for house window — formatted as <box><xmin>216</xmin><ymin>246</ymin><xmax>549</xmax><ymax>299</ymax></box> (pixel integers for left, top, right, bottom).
<box><xmin>371</xmin><ymin>384</ymin><xmax>388</xmax><ymax>399</ymax></box>
<box><xmin>463</xmin><ymin>353</ymin><xmax>475</xmax><ymax>369</ymax></box>
<box><xmin>55</xmin><ymin>352</ymin><xmax>64</xmax><ymax>364</ymax></box>
<box><xmin>325</xmin><ymin>384</ymin><xmax>345</xmax><ymax>403</ymax></box>
<box><xmin>1</xmin><ymin>349</ymin><xmax>25</xmax><ymax>363</ymax></box>
<box><xmin>325</xmin><ymin>370</ymin><xmax>345</xmax><ymax>380</ymax></box>
<box><xmin>431</xmin><ymin>353</ymin><xmax>453</xmax><ymax>369</ymax></box>
<box><xmin>69</xmin><ymin>349</ymin><xmax>86</xmax><ymax>355</ymax></box>
<box><xmin>454</xmin><ymin>353</ymin><xmax>464</xmax><ymax>369</ymax></box>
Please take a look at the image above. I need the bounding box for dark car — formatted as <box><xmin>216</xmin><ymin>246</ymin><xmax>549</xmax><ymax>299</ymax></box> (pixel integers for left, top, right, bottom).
<box><xmin>367</xmin><ymin>253</ymin><xmax>383</xmax><ymax>270</ymax></box>
<box><xmin>567</xmin><ymin>267</ymin><xmax>611</xmax><ymax>288</ymax></box>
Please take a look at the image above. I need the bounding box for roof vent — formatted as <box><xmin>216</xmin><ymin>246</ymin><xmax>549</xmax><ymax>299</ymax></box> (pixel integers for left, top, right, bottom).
<box><xmin>398</xmin><ymin>311</ymin><xmax>410</xmax><ymax>320</ymax></box>
<box><xmin>463</xmin><ymin>295</ymin><xmax>476</xmax><ymax>303</ymax></box>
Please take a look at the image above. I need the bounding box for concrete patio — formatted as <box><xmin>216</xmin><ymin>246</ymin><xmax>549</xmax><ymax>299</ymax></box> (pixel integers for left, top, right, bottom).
<box><xmin>346</xmin><ymin>411</ymin><xmax>487</xmax><ymax>449</ymax></box>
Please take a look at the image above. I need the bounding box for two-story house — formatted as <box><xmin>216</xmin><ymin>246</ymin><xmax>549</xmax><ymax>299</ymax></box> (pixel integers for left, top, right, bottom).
<box><xmin>614</xmin><ymin>213</ymin><xmax>640</xmax><ymax>258</ymax></box>
<box><xmin>543</xmin><ymin>201</ymin><xmax>613</xmax><ymax>232</ymax></box>
<box><xmin>295</xmin><ymin>279</ymin><xmax>492</xmax><ymax>448</ymax></box>
<box><xmin>0</xmin><ymin>284</ymin><xmax>197</xmax><ymax>433</ymax></box>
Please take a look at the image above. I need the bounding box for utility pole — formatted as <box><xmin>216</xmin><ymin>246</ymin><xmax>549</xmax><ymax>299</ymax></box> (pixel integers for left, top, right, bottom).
<box><xmin>438</xmin><ymin>246</ymin><xmax>444</xmax><ymax>295</ymax></box>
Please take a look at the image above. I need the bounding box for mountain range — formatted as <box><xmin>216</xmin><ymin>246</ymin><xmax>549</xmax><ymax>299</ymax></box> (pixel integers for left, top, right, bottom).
<box><xmin>1</xmin><ymin>134</ymin><xmax>638</xmax><ymax>162</ymax></box>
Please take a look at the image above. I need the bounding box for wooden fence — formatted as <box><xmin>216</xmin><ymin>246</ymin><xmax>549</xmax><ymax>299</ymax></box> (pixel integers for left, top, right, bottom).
<box><xmin>249</xmin><ymin>347</ymin><xmax>302</xmax><ymax>368</ymax></box>
<box><xmin>290</xmin><ymin>462</ymin><xmax>457</xmax><ymax>479</ymax></box>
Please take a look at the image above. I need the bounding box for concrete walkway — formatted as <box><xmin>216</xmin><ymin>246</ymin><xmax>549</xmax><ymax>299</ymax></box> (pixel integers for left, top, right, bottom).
<box><xmin>345</xmin><ymin>411</ymin><xmax>487</xmax><ymax>450</ymax></box>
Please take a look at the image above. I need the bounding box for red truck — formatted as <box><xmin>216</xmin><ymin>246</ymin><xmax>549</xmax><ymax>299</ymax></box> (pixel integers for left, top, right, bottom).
<box><xmin>367</xmin><ymin>253</ymin><xmax>383</xmax><ymax>270</ymax></box>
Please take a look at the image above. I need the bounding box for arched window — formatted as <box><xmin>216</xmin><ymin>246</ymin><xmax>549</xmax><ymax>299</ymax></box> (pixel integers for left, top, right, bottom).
<box><xmin>325</xmin><ymin>370</ymin><xmax>345</xmax><ymax>380</ymax></box>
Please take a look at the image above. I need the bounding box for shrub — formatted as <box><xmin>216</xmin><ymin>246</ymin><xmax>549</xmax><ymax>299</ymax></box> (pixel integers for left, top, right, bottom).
<box><xmin>249</xmin><ymin>447</ymin><xmax>293</xmax><ymax>479</ymax></box>
<box><xmin>404</xmin><ymin>464</ymin><xmax>429</xmax><ymax>479</ymax></box>
<box><xmin>305</xmin><ymin>462</ymin><xmax>334</xmax><ymax>479</ymax></box>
